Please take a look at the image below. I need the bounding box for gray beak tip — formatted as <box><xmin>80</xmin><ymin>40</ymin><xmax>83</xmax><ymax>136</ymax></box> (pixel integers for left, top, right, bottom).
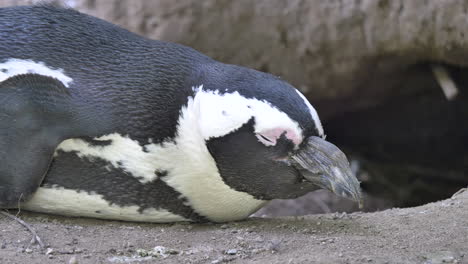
<box><xmin>292</xmin><ymin>136</ymin><xmax>364</xmax><ymax>208</ymax></box>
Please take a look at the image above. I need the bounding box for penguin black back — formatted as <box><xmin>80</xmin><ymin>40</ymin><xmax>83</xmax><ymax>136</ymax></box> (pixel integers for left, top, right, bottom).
<box><xmin>0</xmin><ymin>4</ymin><xmax>214</xmax><ymax>144</ymax></box>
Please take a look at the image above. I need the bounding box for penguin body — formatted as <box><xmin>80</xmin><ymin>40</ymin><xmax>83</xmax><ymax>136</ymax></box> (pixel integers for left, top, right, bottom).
<box><xmin>0</xmin><ymin>5</ymin><xmax>361</xmax><ymax>222</ymax></box>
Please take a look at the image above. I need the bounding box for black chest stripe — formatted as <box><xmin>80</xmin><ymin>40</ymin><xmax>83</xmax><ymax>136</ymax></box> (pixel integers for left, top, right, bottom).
<box><xmin>43</xmin><ymin>151</ymin><xmax>208</xmax><ymax>222</ymax></box>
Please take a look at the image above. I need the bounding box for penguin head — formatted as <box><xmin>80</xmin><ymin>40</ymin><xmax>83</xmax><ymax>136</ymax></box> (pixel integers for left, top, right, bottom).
<box><xmin>190</xmin><ymin>63</ymin><xmax>362</xmax><ymax>204</ymax></box>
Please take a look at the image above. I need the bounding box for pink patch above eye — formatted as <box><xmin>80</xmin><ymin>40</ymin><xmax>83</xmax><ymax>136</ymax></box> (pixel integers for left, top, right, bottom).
<box><xmin>257</xmin><ymin>128</ymin><xmax>302</xmax><ymax>146</ymax></box>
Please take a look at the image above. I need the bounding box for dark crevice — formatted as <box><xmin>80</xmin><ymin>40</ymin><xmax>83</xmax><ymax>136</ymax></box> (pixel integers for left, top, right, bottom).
<box><xmin>324</xmin><ymin>62</ymin><xmax>468</xmax><ymax>208</ymax></box>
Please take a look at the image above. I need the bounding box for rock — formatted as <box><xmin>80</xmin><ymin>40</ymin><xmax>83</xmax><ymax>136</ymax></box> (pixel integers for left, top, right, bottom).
<box><xmin>68</xmin><ymin>256</ymin><xmax>78</xmax><ymax>264</ymax></box>
<box><xmin>225</xmin><ymin>249</ymin><xmax>238</xmax><ymax>255</ymax></box>
<box><xmin>45</xmin><ymin>248</ymin><xmax>54</xmax><ymax>255</ymax></box>
<box><xmin>424</xmin><ymin>250</ymin><xmax>461</xmax><ymax>264</ymax></box>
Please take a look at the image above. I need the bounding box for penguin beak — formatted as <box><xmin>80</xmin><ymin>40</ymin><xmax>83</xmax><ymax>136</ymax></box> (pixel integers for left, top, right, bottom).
<box><xmin>291</xmin><ymin>136</ymin><xmax>363</xmax><ymax>208</ymax></box>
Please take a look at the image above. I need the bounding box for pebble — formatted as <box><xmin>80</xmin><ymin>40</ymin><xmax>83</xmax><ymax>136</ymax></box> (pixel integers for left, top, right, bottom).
<box><xmin>331</xmin><ymin>212</ymin><xmax>348</xmax><ymax>220</ymax></box>
<box><xmin>220</xmin><ymin>224</ymin><xmax>229</xmax><ymax>229</ymax></box>
<box><xmin>424</xmin><ymin>250</ymin><xmax>460</xmax><ymax>264</ymax></box>
<box><xmin>68</xmin><ymin>256</ymin><xmax>78</xmax><ymax>264</ymax></box>
<box><xmin>252</xmin><ymin>248</ymin><xmax>263</xmax><ymax>254</ymax></box>
<box><xmin>59</xmin><ymin>248</ymin><xmax>75</xmax><ymax>254</ymax></box>
<box><xmin>226</xmin><ymin>249</ymin><xmax>238</xmax><ymax>255</ymax></box>
<box><xmin>45</xmin><ymin>248</ymin><xmax>54</xmax><ymax>255</ymax></box>
<box><xmin>254</xmin><ymin>236</ymin><xmax>264</xmax><ymax>243</ymax></box>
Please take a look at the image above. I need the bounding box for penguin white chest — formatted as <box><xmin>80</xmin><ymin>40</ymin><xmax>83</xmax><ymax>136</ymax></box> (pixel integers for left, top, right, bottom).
<box><xmin>24</xmin><ymin>132</ymin><xmax>266</xmax><ymax>222</ymax></box>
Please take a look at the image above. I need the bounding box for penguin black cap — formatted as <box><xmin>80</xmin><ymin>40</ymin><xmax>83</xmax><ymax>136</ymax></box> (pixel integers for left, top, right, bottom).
<box><xmin>0</xmin><ymin>4</ymin><xmax>361</xmax><ymax>222</ymax></box>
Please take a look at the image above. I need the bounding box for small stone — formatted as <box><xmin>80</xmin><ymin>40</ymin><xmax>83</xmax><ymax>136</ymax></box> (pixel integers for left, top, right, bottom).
<box><xmin>226</xmin><ymin>249</ymin><xmax>238</xmax><ymax>255</ymax></box>
<box><xmin>168</xmin><ymin>249</ymin><xmax>179</xmax><ymax>255</ymax></box>
<box><xmin>424</xmin><ymin>250</ymin><xmax>460</xmax><ymax>264</ymax></box>
<box><xmin>60</xmin><ymin>248</ymin><xmax>75</xmax><ymax>254</ymax></box>
<box><xmin>25</xmin><ymin>248</ymin><xmax>33</xmax><ymax>253</ymax></box>
<box><xmin>254</xmin><ymin>236</ymin><xmax>264</xmax><ymax>243</ymax></box>
<box><xmin>220</xmin><ymin>224</ymin><xmax>229</xmax><ymax>229</ymax></box>
<box><xmin>46</xmin><ymin>248</ymin><xmax>54</xmax><ymax>255</ymax></box>
<box><xmin>252</xmin><ymin>248</ymin><xmax>262</xmax><ymax>254</ymax></box>
<box><xmin>136</xmin><ymin>249</ymin><xmax>149</xmax><ymax>257</ymax></box>
<box><xmin>268</xmin><ymin>240</ymin><xmax>282</xmax><ymax>252</ymax></box>
<box><xmin>68</xmin><ymin>256</ymin><xmax>78</xmax><ymax>264</ymax></box>
<box><xmin>151</xmin><ymin>246</ymin><xmax>178</xmax><ymax>258</ymax></box>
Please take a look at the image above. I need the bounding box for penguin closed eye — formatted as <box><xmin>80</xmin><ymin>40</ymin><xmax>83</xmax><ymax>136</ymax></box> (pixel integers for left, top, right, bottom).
<box><xmin>0</xmin><ymin>4</ymin><xmax>361</xmax><ymax>223</ymax></box>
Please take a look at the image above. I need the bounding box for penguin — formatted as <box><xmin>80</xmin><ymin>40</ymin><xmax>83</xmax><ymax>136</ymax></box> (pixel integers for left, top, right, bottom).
<box><xmin>0</xmin><ymin>4</ymin><xmax>361</xmax><ymax>223</ymax></box>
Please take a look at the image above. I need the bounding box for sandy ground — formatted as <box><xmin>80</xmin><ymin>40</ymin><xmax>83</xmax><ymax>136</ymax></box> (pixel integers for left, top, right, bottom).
<box><xmin>0</xmin><ymin>189</ymin><xmax>466</xmax><ymax>264</ymax></box>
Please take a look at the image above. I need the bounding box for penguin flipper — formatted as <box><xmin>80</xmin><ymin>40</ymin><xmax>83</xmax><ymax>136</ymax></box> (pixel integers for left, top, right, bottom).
<box><xmin>0</xmin><ymin>74</ymin><xmax>73</xmax><ymax>208</ymax></box>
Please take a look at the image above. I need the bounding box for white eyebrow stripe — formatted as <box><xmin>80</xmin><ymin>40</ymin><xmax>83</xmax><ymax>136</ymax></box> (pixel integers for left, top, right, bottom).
<box><xmin>295</xmin><ymin>89</ymin><xmax>325</xmax><ymax>137</ymax></box>
<box><xmin>195</xmin><ymin>86</ymin><xmax>303</xmax><ymax>142</ymax></box>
